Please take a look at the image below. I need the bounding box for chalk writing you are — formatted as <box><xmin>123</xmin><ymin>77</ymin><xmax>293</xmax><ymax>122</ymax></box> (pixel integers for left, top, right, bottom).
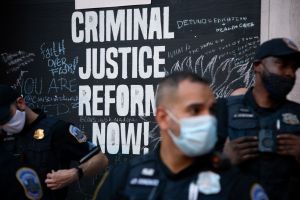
<box><xmin>40</xmin><ymin>39</ymin><xmax>78</xmax><ymax>76</ymax></box>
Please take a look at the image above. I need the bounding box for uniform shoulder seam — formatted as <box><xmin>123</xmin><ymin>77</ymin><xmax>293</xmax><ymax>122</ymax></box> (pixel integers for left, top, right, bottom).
<box><xmin>227</xmin><ymin>95</ymin><xmax>244</xmax><ymax>106</ymax></box>
<box><xmin>129</xmin><ymin>152</ymin><xmax>156</xmax><ymax>168</ymax></box>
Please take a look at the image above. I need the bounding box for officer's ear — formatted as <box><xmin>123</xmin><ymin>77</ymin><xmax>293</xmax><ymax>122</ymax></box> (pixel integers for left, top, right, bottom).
<box><xmin>155</xmin><ymin>107</ymin><xmax>169</xmax><ymax>131</ymax></box>
<box><xmin>253</xmin><ymin>60</ymin><xmax>262</xmax><ymax>74</ymax></box>
<box><xmin>16</xmin><ymin>96</ymin><xmax>26</xmax><ymax>111</ymax></box>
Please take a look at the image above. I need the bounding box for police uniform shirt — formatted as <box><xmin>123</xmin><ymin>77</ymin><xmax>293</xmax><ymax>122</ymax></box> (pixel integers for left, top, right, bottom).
<box><xmin>96</xmin><ymin>147</ymin><xmax>266</xmax><ymax>200</ymax></box>
<box><xmin>216</xmin><ymin>87</ymin><xmax>300</xmax><ymax>200</ymax></box>
<box><xmin>2</xmin><ymin>111</ymin><xmax>97</xmax><ymax>200</ymax></box>
<box><xmin>0</xmin><ymin>145</ymin><xmax>28</xmax><ymax>200</ymax></box>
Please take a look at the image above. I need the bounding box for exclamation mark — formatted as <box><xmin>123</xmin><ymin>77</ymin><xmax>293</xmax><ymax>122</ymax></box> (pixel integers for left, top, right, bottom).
<box><xmin>143</xmin><ymin>122</ymin><xmax>149</xmax><ymax>154</ymax></box>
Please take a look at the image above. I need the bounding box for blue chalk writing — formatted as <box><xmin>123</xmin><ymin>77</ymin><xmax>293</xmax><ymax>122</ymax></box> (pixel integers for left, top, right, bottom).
<box><xmin>40</xmin><ymin>40</ymin><xmax>79</xmax><ymax>76</ymax></box>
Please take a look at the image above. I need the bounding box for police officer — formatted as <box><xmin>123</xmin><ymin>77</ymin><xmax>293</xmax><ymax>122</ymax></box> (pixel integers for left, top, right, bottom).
<box><xmin>0</xmin><ymin>85</ymin><xmax>108</xmax><ymax>200</ymax></box>
<box><xmin>94</xmin><ymin>72</ymin><xmax>267</xmax><ymax>200</ymax></box>
<box><xmin>217</xmin><ymin>38</ymin><xmax>300</xmax><ymax>200</ymax></box>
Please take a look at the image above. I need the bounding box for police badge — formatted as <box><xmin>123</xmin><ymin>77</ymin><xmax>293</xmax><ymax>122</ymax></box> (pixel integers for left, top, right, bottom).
<box><xmin>197</xmin><ymin>171</ymin><xmax>221</xmax><ymax>195</ymax></box>
<box><xmin>282</xmin><ymin>113</ymin><xmax>300</xmax><ymax>125</ymax></box>
<box><xmin>33</xmin><ymin>129</ymin><xmax>45</xmax><ymax>140</ymax></box>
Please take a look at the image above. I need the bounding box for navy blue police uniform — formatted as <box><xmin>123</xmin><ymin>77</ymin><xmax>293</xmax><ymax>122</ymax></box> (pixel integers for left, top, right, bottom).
<box><xmin>95</xmin><ymin>147</ymin><xmax>267</xmax><ymax>200</ymax></box>
<box><xmin>0</xmin><ymin>144</ymin><xmax>43</xmax><ymax>200</ymax></box>
<box><xmin>216</xmin><ymin>88</ymin><xmax>300</xmax><ymax>200</ymax></box>
<box><xmin>1</xmin><ymin>111</ymin><xmax>98</xmax><ymax>200</ymax></box>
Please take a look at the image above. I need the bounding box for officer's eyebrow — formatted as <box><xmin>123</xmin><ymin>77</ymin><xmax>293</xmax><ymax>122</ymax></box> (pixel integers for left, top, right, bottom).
<box><xmin>185</xmin><ymin>102</ymin><xmax>205</xmax><ymax>113</ymax></box>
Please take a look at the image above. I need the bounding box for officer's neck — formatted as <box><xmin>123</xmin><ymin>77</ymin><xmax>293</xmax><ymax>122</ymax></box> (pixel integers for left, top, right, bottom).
<box><xmin>160</xmin><ymin>143</ymin><xmax>194</xmax><ymax>174</ymax></box>
<box><xmin>253</xmin><ymin>84</ymin><xmax>278</xmax><ymax>108</ymax></box>
<box><xmin>25</xmin><ymin>108</ymin><xmax>39</xmax><ymax>125</ymax></box>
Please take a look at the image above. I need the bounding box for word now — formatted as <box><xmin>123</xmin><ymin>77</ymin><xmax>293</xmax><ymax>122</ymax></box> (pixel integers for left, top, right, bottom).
<box><xmin>93</xmin><ymin>122</ymin><xmax>149</xmax><ymax>155</ymax></box>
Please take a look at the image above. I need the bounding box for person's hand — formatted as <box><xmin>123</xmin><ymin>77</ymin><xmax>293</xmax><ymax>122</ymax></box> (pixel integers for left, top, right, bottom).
<box><xmin>45</xmin><ymin>168</ymin><xmax>78</xmax><ymax>190</ymax></box>
<box><xmin>223</xmin><ymin>136</ymin><xmax>258</xmax><ymax>164</ymax></box>
<box><xmin>277</xmin><ymin>134</ymin><xmax>300</xmax><ymax>163</ymax></box>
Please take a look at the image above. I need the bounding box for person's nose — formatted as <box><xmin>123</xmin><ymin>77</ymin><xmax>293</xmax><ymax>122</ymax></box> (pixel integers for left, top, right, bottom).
<box><xmin>202</xmin><ymin>108</ymin><xmax>211</xmax><ymax>115</ymax></box>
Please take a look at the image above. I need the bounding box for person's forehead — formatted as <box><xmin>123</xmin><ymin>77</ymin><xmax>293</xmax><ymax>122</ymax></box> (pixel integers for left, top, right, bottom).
<box><xmin>176</xmin><ymin>80</ymin><xmax>214</xmax><ymax>103</ymax></box>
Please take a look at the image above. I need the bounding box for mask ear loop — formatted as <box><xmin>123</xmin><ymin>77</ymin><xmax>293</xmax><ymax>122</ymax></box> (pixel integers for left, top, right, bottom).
<box><xmin>165</xmin><ymin>109</ymin><xmax>181</xmax><ymax>139</ymax></box>
<box><xmin>165</xmin><ymin>109</ymin><xmax>180</xmax><ymax>124</ymax></box>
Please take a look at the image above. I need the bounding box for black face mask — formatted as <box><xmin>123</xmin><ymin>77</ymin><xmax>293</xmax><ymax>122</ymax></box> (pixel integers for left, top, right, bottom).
<box><xmin>261</xmin><ymin>66</ymin><xmax>295</xmax><ymax>101</ymax></box>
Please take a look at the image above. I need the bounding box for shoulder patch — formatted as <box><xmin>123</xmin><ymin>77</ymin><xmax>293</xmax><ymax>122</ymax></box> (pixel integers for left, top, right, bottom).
<box><xmin>251</xmin><ymin>184</ymin><xmax>269</xmax><ymax>200</ymax></box>
<box><xmin>16</xmin><ymin>167</ymin><xmax>43</xmax><ymax>200</ymax></box>
<box><xmin>69</xmin><ymin>125</ymin><xmax>87</xmax><ymax>143</ymax></box>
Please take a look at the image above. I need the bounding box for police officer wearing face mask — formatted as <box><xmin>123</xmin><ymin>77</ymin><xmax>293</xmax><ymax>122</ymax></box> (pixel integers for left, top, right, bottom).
<box><xmin>94</xmin><ymin>72</ymin><xmax>268</xmax><ymax>200</ymax></box>
<box><xmin>0</xmin><ymin>85</ymin><xmax>109</xmax><ymax>200</ymax></box>
<box><xmin>216</xmin><ymin>38</ymin><xmax>300</xmax><ymax>200</ymax></box>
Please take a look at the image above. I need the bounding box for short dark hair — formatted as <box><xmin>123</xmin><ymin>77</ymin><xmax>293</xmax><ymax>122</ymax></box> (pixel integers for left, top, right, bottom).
<box><xmin>0</xmin><ymin>85</ymin><xmax>20</xmax><ymax>124</ymax></box>
<box><xmin>156</xmin><ymin>71</ymin><xmax>209</xmax><ymax>107</ymax></box>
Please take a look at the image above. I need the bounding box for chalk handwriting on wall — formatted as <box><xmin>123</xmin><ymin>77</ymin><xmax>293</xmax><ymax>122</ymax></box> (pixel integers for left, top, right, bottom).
<box><xmin>21</xmin><ymin>77</ymin><xmax>77</xmax><ymax>94</ymax></box>
<box><xmin>176</xmin><ymin>16</ymin><xmax>255</xmax><ymax>33</ymax></box>
<box><xmin>40</xmin><ymin>39</ymin><xmax>79</xmax><ymax>76</ymax></box>
<box><xmin>166</xmin><ymin>36</ymin><xmax>260</xmax><ymax>97</ymax></box>
<box><xmin>21</xmin><ymin>77</ymin><xmax>78</xmax><ymax>116</ymax></box>
<box><xmin>11</xmin><ymin>40</ymin><xmax>81</xmax><ymax>116</ymax></box>
<box><xmin>0</xmin><ymin>51</ymin><xmax>34</xmax><ymax>89</ymax></box>
<box><xmin>1</xmin><ymin>51</ymin><xmax>35</xmax><ymax>74</ymax></box>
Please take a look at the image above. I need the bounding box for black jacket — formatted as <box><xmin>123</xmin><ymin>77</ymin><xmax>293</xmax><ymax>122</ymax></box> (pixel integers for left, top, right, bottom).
<box><xmin>96</xmin><ymin>147</ymin><xmax>266</xmax><ymax>200</ymax></box>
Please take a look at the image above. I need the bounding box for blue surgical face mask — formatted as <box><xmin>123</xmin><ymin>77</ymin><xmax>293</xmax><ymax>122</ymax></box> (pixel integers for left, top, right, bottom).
<box><xmin>167</xmin><ymin>110</ymin><xmax>217</xmax><ymax>157</ymax></box>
